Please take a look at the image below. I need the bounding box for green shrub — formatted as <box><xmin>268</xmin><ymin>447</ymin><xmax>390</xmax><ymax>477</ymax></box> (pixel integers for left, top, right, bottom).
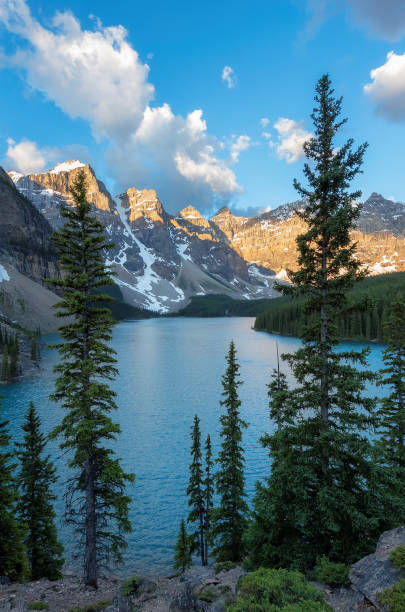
<box><xmin>120</xmin><ymin>575</ymin><xmax>141</xmax><ymax>597</ymax></box>
<box><xmin>378</xmin><ymin>545</ymin><xmax>405</xmax><ymax>610</ymax></box>
<box><xmin>28</xmin><ymin>604</ymin><xmax>49</xmax><ymax>611</ymax></box>
<box><xmin>216</xmin><ymin>560</ymin><xmax>238</xmax><ymax>573</ymax></box>
<box><xmin>226</xmin><ymin>568</ymin><xmax>330</xmax><ymax>611</ymax></box>
<box><xmin>313</xmin><ymin>556</ymin><xmax>350</xmax><ymax>587</ymax></box>
<box><xmin>390</xmin><ymin>546</ymin><xmax>405</xmax><ymax>571</ymax></box>
<box><xmin>378</xmin><ymin>579</ymin><xmax>405</xmax><ymax>611</ymax></box>
<box><xmin>67</xmin><ymin>601</ymin><xmax>111</xmax><ymax>612</ymax></box>
<box><xmin>198</xmin><ymin>586</ymin><xmax>218</xmax><ymax>603</ymax></box>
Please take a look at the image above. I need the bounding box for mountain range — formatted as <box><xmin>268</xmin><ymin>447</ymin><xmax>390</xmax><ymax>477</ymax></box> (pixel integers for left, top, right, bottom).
<box><xmin>2</xmin><ymin>159</ymin><xmax>405</xmax><ymax>322</ymax></box>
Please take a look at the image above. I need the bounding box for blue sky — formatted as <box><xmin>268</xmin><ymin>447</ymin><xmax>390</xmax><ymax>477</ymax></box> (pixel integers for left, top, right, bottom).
<box><xmin>0</xmin><ymin>0</ymin><xmax>405</xmax><ymax>215</ymax></box>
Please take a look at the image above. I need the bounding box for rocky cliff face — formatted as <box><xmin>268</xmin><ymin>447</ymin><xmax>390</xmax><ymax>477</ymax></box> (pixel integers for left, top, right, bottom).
<box><xmin>212</xmin><ymin>194</ymin><xmax>405</xmax><ymax>278</ymax></box>
<box><xmin>8</xmin><ymin>160</ymin><xmax>405</xmax><ymax>313</ymax></box>
<box><xmin>0</xmin><ymin>167</ymin><xmax>62</xmax><ymax>335</ymax></box>
<box><xmin>0</xmin><ymin>167</ymin><xmax>58</xmax><ymax>283</ymax></box>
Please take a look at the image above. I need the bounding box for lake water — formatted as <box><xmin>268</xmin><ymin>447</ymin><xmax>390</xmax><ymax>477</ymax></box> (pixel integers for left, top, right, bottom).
<box><xmin>0</xmin><ymin>317</ymin><xmax>386</xmax><ymax>576</ymax></box>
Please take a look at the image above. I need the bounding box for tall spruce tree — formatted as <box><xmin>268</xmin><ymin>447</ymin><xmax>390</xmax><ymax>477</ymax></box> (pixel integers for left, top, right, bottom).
<box><xmin>48</xmin><ymin>170</ymin><xmax>134</xmax><ymax>587</ymax></box>
<box><xmin>245</xmin><ymin>366</ymin><xmax>305</xmax><ymax>569</ymax></box>
<box><xmin>173</xmin><ymin>518</ymin><xmax>192</xmax><ymax>573</ymax></box>
<box><xmin>187</xmin><ymin>415</ymin><xmax>206</xmax><ymax>565</ymax></box>
<box><xmin>16</xmin><ymin>402</ymin><xmax>64</xmax><ymax>580</ymax></box>
<box><xmin>0</xmin><ymin>398</ymin><xmax>29</xmax><ymax>581</ymax></box>
<box><xmin>212</xmin><ymin>341</ymin><xmax>248</xmax><ymax>563</ymax></box>
<box><xmin>247</xmin><ymin>75</ymin><xmax>383</xmax><ymax>570</ymax></box>
<box><xmin>376</xmin><ymin>292</ymin><xmax>405</xmax><ymax>523</ymax></box>
<box><xmin>203</xmin><ymin>433</ymin><xmax>214</xmax><ymax>566</ymax></box>
<box><xmin>1</xmin><ymin>343</ymin><xmax>9</xmax><ymax>381</ymax></box>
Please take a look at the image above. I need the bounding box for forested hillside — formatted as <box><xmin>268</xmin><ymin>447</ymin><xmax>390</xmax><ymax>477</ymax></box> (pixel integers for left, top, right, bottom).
<box><xmin>254</xmin><ymin>272</ymin><xmax>405</xmax><ymax>341</ymax></box>
<box><xmin>173</xmin><ymin>293</ymin><xmax>277</xmax><ymax>317</ymax></box>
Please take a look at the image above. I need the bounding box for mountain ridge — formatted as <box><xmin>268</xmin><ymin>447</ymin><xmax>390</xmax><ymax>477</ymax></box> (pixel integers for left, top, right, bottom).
<box><xmin>7</xmin><ymin>160</ymin><xmax>405</xmax><ymax>313</ymax></box>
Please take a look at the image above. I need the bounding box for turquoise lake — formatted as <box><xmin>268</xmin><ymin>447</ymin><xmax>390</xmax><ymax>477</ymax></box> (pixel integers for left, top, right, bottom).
<box><xmin>0</xmin><ymin>317</ymin><xmax>386</xmax><ymax>575</ymax></box>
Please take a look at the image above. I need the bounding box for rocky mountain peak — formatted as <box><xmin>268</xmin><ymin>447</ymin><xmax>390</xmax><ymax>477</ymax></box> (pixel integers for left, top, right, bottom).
<box><xmin>364</xmin><ymin>192</ymin><xmax>390</xmax><ymax>207</ymax></box>
<box><xmin>213</xmin><ymin>205</ymin><xmax>232</xmax><ymax>217</ymax></box>
<box><xmin>8</xmin><ymin>161</ymin><xmax>114</xmax><ymax>218</ymax></box>
<box><xmin>0</xmin><ymin>167</ymin><xmax>16</xmax><ymax>187</ymax></box>
<box><xmin>212</xmin><ymin>206</ymin><xmax>248</xmax><ymax>222</ymax></box>
<box><xmin>49</xmin><ymin>160</ymin><xmax>86</xmax><ymax>174</ymax></box>
<box><xmin>177</xmin><ymin>205</ymin><xmax>211</xmax><ymax>230</ymax></box>
<box><xmin>120</xmin><ymin>187</ymin><xmax>165</xmax><ymax>223</ymax></box>
<box><xmin>178</xmin><ymin>205</ymin><xmax>204</xmax><ymax>219</ymax></box>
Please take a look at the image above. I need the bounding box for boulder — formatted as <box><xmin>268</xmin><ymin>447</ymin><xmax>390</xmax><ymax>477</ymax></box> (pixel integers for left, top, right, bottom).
<box><xmin>349</xmin><ymin>526</ymin><xmax>405</xmax><ymax>609</ymax></box>
<box><xmin>312</xmin><ymin>581</ymin><xmax>375</xmax><ymax>612</ymax></box>
<box><xmin>106</xmin><ymin>565</ymin><xmax>244</xmax><ymax>612</ymax></box>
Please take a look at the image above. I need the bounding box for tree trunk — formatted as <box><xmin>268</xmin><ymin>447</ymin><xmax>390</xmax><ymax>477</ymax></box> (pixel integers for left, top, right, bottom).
<box><xmin>320</xmin><ymin>236</ymin><xmax>329</xmax><ymax>428</ymax></box>
<box><xmin>85</xmin><ymin>458</ymin><xmax>97</xmax><ymax>588</ymax></box>
<box><xmin>200</xmin><ymin>521</ymin><xmax>206</xmax><ymax>566</ymax></box>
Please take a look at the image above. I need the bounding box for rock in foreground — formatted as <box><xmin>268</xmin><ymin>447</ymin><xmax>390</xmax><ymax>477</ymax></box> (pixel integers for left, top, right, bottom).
<box><xmin>349</xmin><ymin>526</ymin><xmax>405</xmax><ymax>609</ymax></box>
<box><xmin>106</xmin><ymin>565</ymin><xmax>245</xmax><ymax>612</ymax></box>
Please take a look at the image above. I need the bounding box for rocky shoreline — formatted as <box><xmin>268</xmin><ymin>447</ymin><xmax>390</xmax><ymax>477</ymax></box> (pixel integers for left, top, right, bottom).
<box><xmin>1</xmin><ymin>527</ymin><xmax>405</xmax><ymax>611</ymax></box>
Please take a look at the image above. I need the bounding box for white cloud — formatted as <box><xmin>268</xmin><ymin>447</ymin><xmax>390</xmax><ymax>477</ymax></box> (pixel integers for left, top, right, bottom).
<box><xmin>175</xmin><ymin>152</ymin><xmax>239</xmax><ymax>193</ymax></box>
<box><xmin>0</xmin><ymin>2</ymin><xmax>154</xmax><ymax>143</ymax></box>
<box><xmin>5</xmin><ymin>138</ymin><xmax>47</xmax><ymax>174</ymax></box>
<box><xmin>229</xmin><ymin>135</ymin><xmax>251</xmax><ymax>163</ymax></box>
<box><xmin>4</xmin><ymin>137</ymin><xmax>91</xmax><ymax>174</ymax></box>
<box><xmin>260</xmin><ymin>117</ymin><xmax>270</xmax><ymax>128</ymax></box>
<box><xmin>273</xmin><ymin>118</ymin><xmax>312</xmax><ymax>163</ymax></box>
<box><xmin>364</xmin><ymin>51</ymin><xmax>405</xmax><ymax>121</ymax></box>
<box><xmin>106</xmin><ymin>106</ymin><xmax>241</xmax><ymax>208</ymax></box>
<box><xmin>222</xmin><ymin>65</ymin><xmax>237</xmax><ymax>89</ymax></box>
<box><xmin>262</xmin><ymin>131</ymin><xmax>272</xmax><ymax>140</ymax></box>
<box><xmin>0</xmin><ymin>0</ymin><xmax>241</xmax><ymax>211</ymax></box>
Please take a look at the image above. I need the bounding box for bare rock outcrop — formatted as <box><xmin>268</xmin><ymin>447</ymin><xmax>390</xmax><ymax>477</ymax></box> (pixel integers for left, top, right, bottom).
<box><xmin>106</xmin><ymin>565</ymin><xmax>245</xmax><ymax>612</ymax></box>
<box><xmin>0</xmin><ymin>168</ymin><xmax>58</xmax><ymax>284</ymax></box>
<box><xmin>349</xmin><ymin>526</ymin><xmax>405</xmax><ymax>609</ymax></box>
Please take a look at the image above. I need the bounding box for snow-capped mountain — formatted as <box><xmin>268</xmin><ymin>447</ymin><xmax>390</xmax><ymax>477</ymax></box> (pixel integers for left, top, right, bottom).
<box><xmin>211</xmin><ymin>194</ymin><xmax>405</xmax><ymax>278</ymax></box>
<box><xmin>7</xmin><ymin>161</ymin><xmax>405</xmax><ymax>313</ymax></box>
<box><xmin>8</xmin><ymin>161</ymin><xmax>277</xmax><ymax>312</ymax></box>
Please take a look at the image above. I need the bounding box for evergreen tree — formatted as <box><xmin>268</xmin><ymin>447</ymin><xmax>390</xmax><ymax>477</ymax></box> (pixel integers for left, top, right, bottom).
<box><xmin>31</xmin><ymin>337</ymin><xmax>39</xmax><ymax>361</ymax></box>
<box><xmin>173</xmin><ymin>518</ymin><xmax>192</xmax><ymax>573</ymax></box>
<box><xmin>0</xmin><ymin>397</ymin><xmax>29</xmax><ymax>581</ymax></box>
<box><xmin>376</xmin><ymin>292</ymin><xmax>405</xmax><ymax>523</ymax></box>
<box><xmin>186</xmin><ymin>415</ymin><xmax>206</xmax><ymax>565</ymax></box>
<box><xmin>1</xmin><ymin>343</ymin><xmax>9</xmax><ymax>381</ymax></box>
<box><xmin>212</xmin><ymin>341</ymin><xmax>248</xmax><ymax>563</ymax></box>
<box><xmin>248</xmin><ymin>75</ymin><xmax>382</xmax><ymax>571</ymax></box>
<box><xmin>203</xmin><ymin>434</ymin><xmax>214</xmax><ymax>566</ymax></box>
<box><xmin>264</xmin><ymin>346</ymin><xmax>290</xmax><ymax>435</ymax></box>
<box><xmin>245</xmin><ymin>366</ymin><xmax>305</xmax><ymax>569</ymax></box>
<box><xmin>48</xmin><ymin>170</ymin><xmax>134</xmax><ymax>587</ymax></box>
<box><xmin>16</xmin><ymin>402</ymin><xmax>64</xmax><ymax>580</ymax></box>
<box><xmin>9</xmin><ymin>335</ymin><xmax>19</xmax><ymax>378</ymax></box>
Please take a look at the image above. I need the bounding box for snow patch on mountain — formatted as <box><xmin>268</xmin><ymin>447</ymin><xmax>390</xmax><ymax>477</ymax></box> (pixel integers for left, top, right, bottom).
<box><xmin>7</xmin><ymin>171</ymin><xmax>24</xmax><ymax>182</ymax></box>
<box><xmin>114</xmin><ymin>197</ymin><xmax>183</xmax><ymax>312</ymax></box>
<box><xmin>50</xmin><ymin>160</ymin><xmax>86</xmax><ymax>174</ymax></box>
<box><xmin>276</xmin><ymin>268</ymin><xmax>289</xmax><ymax>281</ymax></box>
<box><xmin>0</xmin><ymin>264</ymin><xmax>10</xmax><ymax>282</ymax></box>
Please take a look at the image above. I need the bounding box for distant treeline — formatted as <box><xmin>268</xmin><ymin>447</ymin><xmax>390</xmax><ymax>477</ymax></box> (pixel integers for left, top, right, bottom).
<box><xmin>173</xmin><ymin>293</ymin><xmax>277</xmax><ymax>317</ymax></box>
<box><xmin>0</xmin><ymin>326</ymin><xmax>20</xmax><ymax>380</ymax></box>
<box><xmin>254</xmin><ymin>272</ymin><xmax>405</xmax><ymax>341</ymax></box>
<box><xmin>96</xmin><ymin>283</ymin><xmax>156</xmax><ymax>320</ymax></box>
